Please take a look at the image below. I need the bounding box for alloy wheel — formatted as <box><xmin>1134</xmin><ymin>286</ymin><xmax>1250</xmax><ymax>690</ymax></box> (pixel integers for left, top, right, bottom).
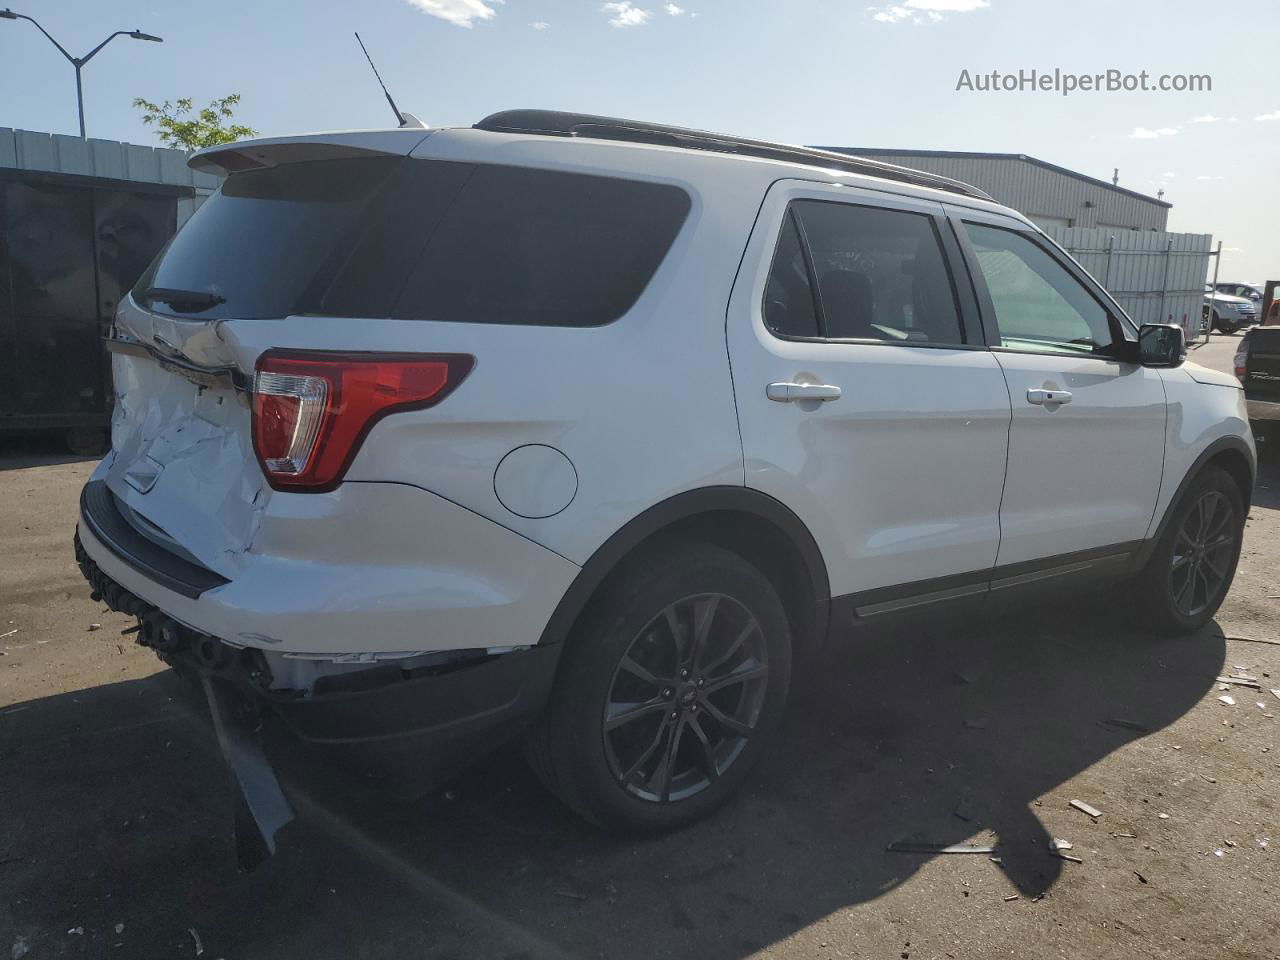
<box><xmin>1170</xmin><ymin>490</ymin><xmax>1237</xmax><ymax>617</ymax></box>
<box><xmin>602</xmin><ymin>593</ymin><xmax>769</xmax><ymax>804</ymax></box>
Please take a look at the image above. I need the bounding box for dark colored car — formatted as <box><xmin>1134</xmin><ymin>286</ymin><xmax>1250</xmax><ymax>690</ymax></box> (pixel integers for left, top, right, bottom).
<box><xmin>1237</xmin><ymin>326</ymin><xmax>1280</xmax><ymax>455</ymax></box>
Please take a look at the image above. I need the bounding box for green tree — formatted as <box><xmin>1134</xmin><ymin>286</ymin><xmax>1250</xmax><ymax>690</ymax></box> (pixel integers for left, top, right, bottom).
<box><xmin>132</xmin><ymin>94</ymin><xmax>257</xmax><ymax>151</ymax></box>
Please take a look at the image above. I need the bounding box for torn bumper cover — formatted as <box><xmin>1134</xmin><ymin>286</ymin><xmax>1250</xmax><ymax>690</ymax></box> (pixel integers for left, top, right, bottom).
<box><xmin>74</xmin><ymin>531</ymin><xmax>562</xmax><ymax>866</ymax></box>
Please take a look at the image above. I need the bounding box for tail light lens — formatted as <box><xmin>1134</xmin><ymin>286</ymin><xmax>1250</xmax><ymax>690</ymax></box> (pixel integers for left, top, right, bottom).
<box><xmin>252</xmin><ymin>351</ymin><xmax>474</xmax><ymax>492</ymax></box>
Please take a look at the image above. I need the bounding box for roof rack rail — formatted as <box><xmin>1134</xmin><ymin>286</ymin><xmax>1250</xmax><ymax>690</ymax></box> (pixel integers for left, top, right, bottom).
<box><xmin>473</xmin><ymin>109</ymin><xmax>993</xmax><ymax>202</ymax></box>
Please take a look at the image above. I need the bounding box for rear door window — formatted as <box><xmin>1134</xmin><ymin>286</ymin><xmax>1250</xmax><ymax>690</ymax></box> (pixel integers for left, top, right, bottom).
<box><xmin>763</xmin><ymin>199</ymin><xmax>966</xmax><ymax>345</ymax></box>
<box><xmin>135</xmin><ymin>157</ymin><xmax>691</xmax><ymax>327</ymax></box>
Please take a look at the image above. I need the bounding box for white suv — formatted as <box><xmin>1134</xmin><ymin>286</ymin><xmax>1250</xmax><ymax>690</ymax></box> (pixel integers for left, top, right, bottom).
<box><xmin>75</xmin><ymin>110</ymin><xmax>1255</xmax><ymax>856</ymax></box>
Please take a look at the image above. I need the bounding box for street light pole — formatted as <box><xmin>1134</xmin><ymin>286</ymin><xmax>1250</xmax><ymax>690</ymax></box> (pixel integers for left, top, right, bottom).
<box><xmin>0</xmin><ymin>9</ymin><xmax>163</xmax><ymax>139</ymax></box>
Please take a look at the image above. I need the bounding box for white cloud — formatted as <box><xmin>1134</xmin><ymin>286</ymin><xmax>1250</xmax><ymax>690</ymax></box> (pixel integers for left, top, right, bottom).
<box><xmin>530</xmin><ymin>20</ymin><xmax>549</xmax><ymax>29</ymax></box>
<box><xmin>604</xmin><ymin>1</ymin><xmax>651</xmax><ymax>26</ymax></box>
<box><xmin>872</xmin><ymin>0</ymin><xmax>989</xmax><ymax>24</ymax></box>
<box><xmin>1130</xmin><ymin>126</ymin><xmax>1179</xmax><ymax>139</ymax></box>
<box><xmin>404</xmin><ymin>0</ymin><xmax>499</xmax><ymax>28</ymax></box>
<box><xmin>664</xmin><ymin>2</ymin><xmax>686</xmax><ymax>14</ymax></box>
<box><xmin>1257</xmin><ymin>109</ymin><xmax>1280</xmax><ymax>121</ymax></box>
<box><xmin>1191</xmin><ymin>114</ymin><xmax>1220</xmax><ymax>123</ymax></box>
<box><xmin>1161</xmin><ymin>171</ymin><xmax>1176</xmax><ymax>178</ymax></box>
<box><xmin>1195</xmin><ymin>175</ymin><xmax>1224</xmax><ymax>181</ymax></box>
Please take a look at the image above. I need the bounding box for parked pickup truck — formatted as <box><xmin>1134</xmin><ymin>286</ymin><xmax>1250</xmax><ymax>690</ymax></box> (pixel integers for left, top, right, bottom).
<box><xmin>1237</xmin><ymin>326</ymin><xmax>1280</xmax><ymax>454</ymax></box>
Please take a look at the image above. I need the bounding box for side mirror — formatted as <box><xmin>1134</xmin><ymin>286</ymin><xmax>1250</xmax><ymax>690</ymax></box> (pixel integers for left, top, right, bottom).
<box><xmin>1138</xmin><ymin>323</ymin><xmax>1186</xmax><ymax>368</ymax></box>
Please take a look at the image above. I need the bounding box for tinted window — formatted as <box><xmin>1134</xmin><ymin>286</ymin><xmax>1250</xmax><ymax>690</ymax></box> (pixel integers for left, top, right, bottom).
<box><xmin>135</xmin><ymin>158</ymin><xmax>690</xmax><ymax>327</ymax></box>
<box><xmin>392</xmin><ymin>165</ymin><xmax>690</xmax><ymax>327</ymax></box>
<box><xmin>790</xmin><ymin>200</ymin><xmax>964</xmax><ymax>345</ymax></box>
<box><xmin>963</xmin><ymin>223</ymin><xmax>1114</xmax><ymax>356</ymax></box>
<box><xmin>136</xmin><ymin>157</ymin><xmax>408</xmax><ymax>320</ymax></box>
<box><xmin>763</xmin><ymin>213</ymin><xmax>820</xmax><ymax>338</ymax></box>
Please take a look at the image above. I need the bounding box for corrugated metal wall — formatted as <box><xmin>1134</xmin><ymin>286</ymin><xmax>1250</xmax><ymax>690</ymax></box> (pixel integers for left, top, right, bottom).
<box><xmin>0</xmin><ymin>127</ymin><xmax>219</xmax><ymax>225</ymax></box>
<box><xmin>830</xmin><ymin>152</ymin><xmax>1168</xmax><ymax>232</ymax></box>
<box><xmin>1044</xmin><ymin>225</ymin><xmax>1212</xmax><ymax>332</ymax></box>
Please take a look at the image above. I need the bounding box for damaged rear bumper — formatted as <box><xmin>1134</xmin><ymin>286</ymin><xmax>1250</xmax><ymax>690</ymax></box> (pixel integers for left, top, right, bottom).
<box><xmin>74</xmin><ymin>532</ymin><xmax>562</xmax><ymax>861</ymax></box>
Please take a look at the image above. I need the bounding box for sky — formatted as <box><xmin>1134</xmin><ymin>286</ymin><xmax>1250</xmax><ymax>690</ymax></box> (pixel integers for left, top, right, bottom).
<box><xmin>2</xmin><ymin>0</ymin><xmax>1277</xmax><ymax>280</ymax></box>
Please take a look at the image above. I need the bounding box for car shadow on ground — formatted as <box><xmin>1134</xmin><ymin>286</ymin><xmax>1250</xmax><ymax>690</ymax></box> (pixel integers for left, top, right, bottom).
<box><xmin>0</xmin><ymin>435</ymin><xmax>99</xmax><ymax>472</ymax></box>
<box><xmin>1</xmin><ymin>598</ymin><xmax>1227</xmax><ymax>959</ymax></box>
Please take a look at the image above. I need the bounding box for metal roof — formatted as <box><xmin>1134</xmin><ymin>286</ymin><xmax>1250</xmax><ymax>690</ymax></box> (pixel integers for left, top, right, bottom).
<box><xmin>813</xmin><ymin>147</ymin><xmax>1171</xmax><ymax>209</ymax></box>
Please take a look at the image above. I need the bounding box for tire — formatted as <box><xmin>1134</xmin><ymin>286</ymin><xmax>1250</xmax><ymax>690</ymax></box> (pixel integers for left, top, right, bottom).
<box><xmin>527</xmin><ymin>541</ymin><xmax>792</xmax><ymax>833</ymax></box>
<box><xmin>66</xmin><ymin>426</ymin><xmax>108</xmax><ymax>457</ymax></box>
<box><xmin>1214</xmin><ymin>314</ymin><xmax>1240</xmax><ymax>335</ymax></box>
<box><xmin>1137</xmin><ymin>465</ymin><xmax>1245</xmax><ymax>634</ymax></box>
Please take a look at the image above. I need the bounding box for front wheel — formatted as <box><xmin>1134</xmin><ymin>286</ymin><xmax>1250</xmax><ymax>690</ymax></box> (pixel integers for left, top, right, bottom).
<box><xmin>1137</xmin><ymin>466</ymin><xmax>1245</xmax><ymax>634</ymax></box>
<box><xmin>527</xmin><ymin>542</ymin><xmax>792</xmax><ymax>833</ymax></box>
<box><xmin>1214</xmin><ymin>313</ymin><xmax>1241</xmax><ymax>335</ymax></box>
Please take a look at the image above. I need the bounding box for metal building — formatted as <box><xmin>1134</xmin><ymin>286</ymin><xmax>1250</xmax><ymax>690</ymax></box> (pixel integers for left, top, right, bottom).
<box><xmin>0</xmin><ymin>128</ymin><xmax>218</xmax><ymax>446</ymax></box>
<box><xmin>818</xmin><ymin>148</ymin><xmax>1170</xmax><ymax>233</ymax></box>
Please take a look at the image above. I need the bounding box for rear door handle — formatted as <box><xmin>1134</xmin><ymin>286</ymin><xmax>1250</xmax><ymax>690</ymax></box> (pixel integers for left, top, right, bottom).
<box><xmin>767</xmin><ymin>382</ymin><xmax>842</xmax><ymax>403</ymax></box>
<box><xmin>1026</xmin><ymin>388</ymin><xmax>1072</xmax><ymax>406</ymax></box>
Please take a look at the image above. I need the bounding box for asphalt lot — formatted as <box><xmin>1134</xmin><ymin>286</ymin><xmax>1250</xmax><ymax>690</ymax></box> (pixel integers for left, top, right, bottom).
<box><xmin>3</xmin><ymin>333</ymin><xmax>1278</xmax><ymax>960</ymax></box>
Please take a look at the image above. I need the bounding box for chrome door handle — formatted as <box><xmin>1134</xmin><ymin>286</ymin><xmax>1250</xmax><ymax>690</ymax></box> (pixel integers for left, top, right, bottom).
<box><xmin>766</xmin><ymin>381</ymin><xmax>842</xmax><ymax>403</ymax></box>
<box><xmin>1026</xmin><ymin>388</ymin><xmax>1072</xmax><ymax>406</ymax></box>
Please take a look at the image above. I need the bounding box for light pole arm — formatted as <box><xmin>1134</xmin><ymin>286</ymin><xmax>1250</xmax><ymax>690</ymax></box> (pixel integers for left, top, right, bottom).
<box><xmin>8</xmin><ymin>11</ymin><xmax>76</xmax><ymax>63</ymax></box>
<box><xmin>77</xmin><ymin>30</ymin><xmax>134</xmax><ymax>67</ymax></box>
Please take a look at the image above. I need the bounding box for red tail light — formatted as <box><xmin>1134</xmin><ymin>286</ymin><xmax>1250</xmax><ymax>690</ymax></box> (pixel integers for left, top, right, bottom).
<box><xmin>252</xmin><ymin>351</ymin><xmax>474</xmax><ymax>492</ymax></box>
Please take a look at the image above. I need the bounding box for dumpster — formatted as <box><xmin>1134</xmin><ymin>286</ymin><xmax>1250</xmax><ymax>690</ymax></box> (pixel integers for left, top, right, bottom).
<box><xmin>1</xmin><ymin>168</ymin><xmax>191</xmax><ymax>452</ymax></box>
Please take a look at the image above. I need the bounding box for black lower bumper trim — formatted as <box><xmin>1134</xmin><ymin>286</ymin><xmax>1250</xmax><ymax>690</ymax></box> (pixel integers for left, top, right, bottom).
<box><xmin>79</xmin><ymin>479</ymin><xmax>229</xmax><ymax>599</ymax></box>
<box><xmin>74</xmin><ymin>531</ymin><xmax>561</xmax><ymax>793</ymax></box>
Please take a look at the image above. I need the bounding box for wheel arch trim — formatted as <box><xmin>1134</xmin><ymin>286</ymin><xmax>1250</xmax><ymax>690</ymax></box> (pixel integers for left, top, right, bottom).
<box><xmin>1141</xmin><ymin>434</ymin><xmax>1255</xmax><ymax>566</ymax></box>
<box><xmin>536</xmin><ymin>486</ymin><xmax>831</xmax><ymax>650</ymax></box>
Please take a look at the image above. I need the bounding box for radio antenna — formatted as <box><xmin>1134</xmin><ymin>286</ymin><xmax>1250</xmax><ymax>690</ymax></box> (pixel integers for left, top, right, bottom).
<box><xmin>354</xmin><ymin>32</ymin><xmax>405</xmax><ymax>127</ymax></box>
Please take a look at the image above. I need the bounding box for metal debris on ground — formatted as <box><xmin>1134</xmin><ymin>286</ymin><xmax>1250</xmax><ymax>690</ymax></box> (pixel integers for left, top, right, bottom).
<box><xmin>1056</xmin><ymin>852</ymin><xmax>1084</xmax><ymax>864</ymax></box>
<box><xmin>1218</xmin><ymin>695</ymin><xmax>1236</xmax><ymax>706</ymax></box>
<box><xmin>1199</xmin><ymin>774</ymin><xmax>1217</xmax><ymax>783</ymax></box>
<box><xmin>87</xmin><ymin>623</ymin><xmax>101</xmax><ymax>632</ymax></box>
<box><xmin>67</xmin><ymin>928</ymin><xmax>83</xmax><ymax>936</ymax></box>
<box><xmin>1049</xmin><ymin>838</ymin><xmax>1074</xmax><ymax>852</ymax></box>
<box><xmin>1111</xmin><ymin>832</ymin><xmax>1137</xmax><ymax>839</ymax></box>
<box><xmin>1225</xmin><ymin>634</ymin><xmax>1280</xmax><ymax>646</ymax></box>
<box><xmin>1069</xmin><ymin>799</ymin><xmax>1103</xmax><ymax>819</ymax></box>
<box><xmin>1134</xmin><ymin>871</ymin><xmax>1148</xmax><ymax>884</ymax></box>
<box><xmin>188</xmin><ymin>927</ymin><xmax>204</xmax><ymax>956</ymax></box>
<box><xmin>1270</xmin><ymin>688</ymin><xmax>1280</xmax><ymax>702</ymax></box>
<box><xmin>1003</xmin><ymin>895</ymin><xmax>1019</xmax><ymax>902</ymax></box>
<box><xmin>0</xmin><ymin>628</ymin><xmax>18</xmax><ymax>639</ymax></box>
<box><xmin>887</xmin><ymin>838</ymin><xmax>997</xmax><ymax>854</ymax></box>
<box><xmin>114</xmin><ymin>923</ymin><xmax>124</xmax><ymax>934</ymax></box>
<box><xmin>1100</xmin><ymin>718</ymin><xmax>1150</xmax><ymax>732</ymax></box>
<box><xmin>1159</xmin><ymin>813</ymin><xmax>1171</xmax><ymax>820</ymax></box>
<box><xmin>553</xmin><ymin>890</ymin><xmax>588</xmax><ymax>901</ymax></box>
<box><xmin>953</xmin><ymin>796</ymin><xmax>976</xmax><ymax>822</ymax></box>
<box><xmin>1216</xmin><ymin>676</ymin><xmax>1262</xmax><ymax>689</ymax></box>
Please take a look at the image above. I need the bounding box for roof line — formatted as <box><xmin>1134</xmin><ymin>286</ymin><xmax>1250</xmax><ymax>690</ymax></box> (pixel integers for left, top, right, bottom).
<box><xmin>812</xmin><ymin>147</ymin><xmax>1172</xmax><ymax>208</ymax></box>
<box><xmin>472</xmin><ymin>110</ymin><xmax>994</xmax><ymax>201</ymax></box>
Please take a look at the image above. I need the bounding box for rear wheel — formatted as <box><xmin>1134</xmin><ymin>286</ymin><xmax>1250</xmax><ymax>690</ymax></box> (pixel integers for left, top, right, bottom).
<box><xmin>527</xmin><ymin>542</ymin><xmax>791</xmax><ymax>832</ymax></box>
<box><xmin>1137</xmin><ymin>466</ymin><xmax>1244</xmax><ymax>634</ymax></box>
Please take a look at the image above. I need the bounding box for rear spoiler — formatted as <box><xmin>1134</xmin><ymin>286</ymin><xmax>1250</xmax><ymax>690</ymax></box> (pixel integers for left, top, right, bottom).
<box><xmin>189</xmin><ymin>129</ymin><xmax>434</xmax><ymax>176</ymax></box>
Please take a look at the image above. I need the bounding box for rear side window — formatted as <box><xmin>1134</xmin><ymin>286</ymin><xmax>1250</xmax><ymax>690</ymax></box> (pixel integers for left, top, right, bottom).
<box><xmin>393</xmin><ymin>166</ymin><xmax>690</xmax><ymax>327</ymax></box>
<box><xmin>762</xmin><ymin>199</ymin><xmax>965</xmax><ymax>345</ymax></box>
<box><xmin>134</xmin><ymin>157</ymin><xmax>690</xmax><ymax>327</ymax></box>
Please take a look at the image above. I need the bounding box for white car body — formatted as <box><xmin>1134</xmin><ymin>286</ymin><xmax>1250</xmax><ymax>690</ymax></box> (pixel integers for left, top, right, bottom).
<box><xmin>74</xmin><ymin>113</ymin><xmax>1256</xmax><ymax>839</ymax></box>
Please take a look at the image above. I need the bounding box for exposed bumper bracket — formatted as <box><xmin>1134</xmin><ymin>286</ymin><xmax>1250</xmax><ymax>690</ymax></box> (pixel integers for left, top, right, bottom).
<box><xmin>202</xmin><ymin>675</ymin><xmax>295</xmax><ymax>871</ymax></box>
